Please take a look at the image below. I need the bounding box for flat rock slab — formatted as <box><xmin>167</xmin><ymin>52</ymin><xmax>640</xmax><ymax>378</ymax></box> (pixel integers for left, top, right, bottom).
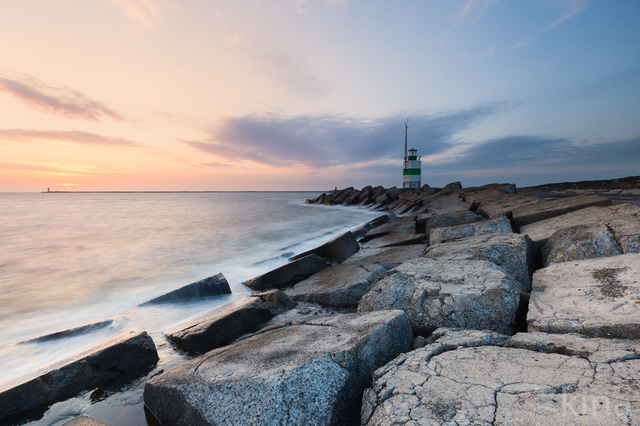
<box><xmin>361</xmin><ymin>216</ymin><xmax>417</xmax><ymax>243</ymax></box>
<box><xmin>290</xmin><ymin>231</ymin><xmax>360</xmax><ymax>263</ymax></box>
<box><xmin>61</xmin><ymin>415</ymin><xmax>106</xmax><ymax>426</ymax></box>
<box><xmin>360</xmin><ymin>233</ymin><xmax>425</xmax><ymax>250</ymax></box>
<box><xmin>511</xmin><ymin>193</ymin><xmax>611</xmax><ymax>231</ymax></box>
<box><xmin>429</xmin><ymin>216</ymin><xmax>513</xmax><ymax>244</ymax></box>
<box><xmin>142</xmin><ymin>273</ymin><xmax>231</xmax><ymax>305</ymax></box>
<box><xmin>528</xmin><ymin>253</ymin><xmax>640</xmax><ymax>339</ymax></box>
<box><xmin>242</xmin><ymin>254</ymin><xmax>332</xmax><ymax>291</ymax></box>
<box><xmin>520</xmin><ymin>203</ymin><xmax>640</xmax><ymax>249</ymax></box>
<box><xmin>541</xmin><ymin>224</ymin><xmax>624</xmax><ymax>266</ymax></box>
<box><xmin>165</xmin><ymin>290</ymin><xmax>296</xmax><ymax>354</ymax></box>
<box><xmin>476</xmin><ymin>193</ymin><xmax>544</xmax><ymax>218</ymax></box>
<box><xmin>415</xmin><ymin>210</ymin><xmax>482</xmax><ymax>234</ymax></box>
<box><xmin>423</xmin><ymin>233</ymin><xmax>536</xmax><ymax>291</ymax></box>
<box><xmin>0</xmin><ymin>332</ymin><xmax>158</xmax><ymax>423</ymax></box>
<box><xmin>363</xmin><ymin>329</ymin><xmax>640</xmax><ymax>425</ymax></box>
<box><xmin>286</xmin><ymin>245</ymin><xmax>426</xmax><ymax>308</ymax></box>
<box><xmin>358</xmin><ymin>258</ymin><xmax>523</xmax><ymax>335</ymax></box>
<box><xmin>145</xmin><ymin>310</ymin><xmax>414</xmax><ymax>426</ymax></box>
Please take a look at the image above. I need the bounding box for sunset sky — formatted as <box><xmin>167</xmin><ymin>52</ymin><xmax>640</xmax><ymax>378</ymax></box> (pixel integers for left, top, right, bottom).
<box><xmin>1</xmin><ymin>0</ymin><xmax>638</xmax><ymax>191</ymax></box>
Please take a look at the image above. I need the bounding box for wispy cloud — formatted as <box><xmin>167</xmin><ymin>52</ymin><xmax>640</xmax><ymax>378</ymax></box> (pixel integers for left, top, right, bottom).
<box><xmin>455</xmin><ymin>0</ymin><xmax>500</xmax><ymax>26</ymax></box>
<box><xmin>0</xmin><ymin>71</ymin><xmax>126</xmax><ymax>122</ymax></box>
<box><xmin>107</xmin><ymin>0</ymin><xmax>161</xmax><ymax>27</ymax></box>
<box><xmin>0</xmin><ymin>129</ymin><xmax>140</xmax><ymax>147</ymax></box>
<box><xmin>548</xmin><ymin>0</ymin><xmax>592</xmax><ymax>29</ymax></box>
<box><xmin>181</xmin><ymin>102</ymin><xmax>511</xmax><ymax>168</ymax></box>
<box><xmin>216</xmin><ymin>10</ymin><xmax>244</xmax><ymax>47</ymax></box>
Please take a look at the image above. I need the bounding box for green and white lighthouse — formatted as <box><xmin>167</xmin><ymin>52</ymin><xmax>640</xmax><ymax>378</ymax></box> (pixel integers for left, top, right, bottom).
<box><xmin>402</xmin><ymin>121</ymin><xmax>421</xmax><ymax>188</ymax></box>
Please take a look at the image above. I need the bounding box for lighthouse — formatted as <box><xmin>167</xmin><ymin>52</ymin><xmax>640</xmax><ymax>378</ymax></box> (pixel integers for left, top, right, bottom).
<box><xmin>402</xmin><ymin>121</ymin><xmax>421</xmax><ymax>188</ymax></box>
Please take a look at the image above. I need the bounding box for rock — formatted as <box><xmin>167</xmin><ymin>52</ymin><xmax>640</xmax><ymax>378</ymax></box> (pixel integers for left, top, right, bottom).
<box><xmin>286</xmin><ymin>245</ymin><xmax>426</xmax><ymax>308</ymax></box>
<box><xmin>361</xmin><ymin>233</ymin><xmax>425</xmax><ymax>250</ymax></box>
<box><xmin>541</xmin><ymin>224</ymin><xmax>624</xmax><ymax>266</ymax></box>
<box><xmin>24</xmin><ymin>320</ymin><xmax>114</xmax><ymax>343</ymax></box>
<box><xmin>528</xmin><ymin>253</ymin><xmax>640</xmax><ymax>339</ymax></box>
<box><xmin>423</xmin><ymin>233</ymin><xmax>537</xmax><ymax>290</ymax></box>
<box><xmin>442</xmin><ymin>181</ymin><xmax>462</xmax><ymax>194</ymax></box>
<box><xmin>61</xmin><ymin>415</ymin><xmax>106</xmax><ymax>426</ymax></box>
<box><xmin>290</xmin><ymin>231</ymin><xmax>360</xmax><ymax>263</ymax></box>
<box><xmin>609</xmin><ymin>217</ymin><xmax>640</xmax><ymax>253</ymax></box>
<box><xmin>0</xmin><ymin>332</ymin><xmax>158</xmax><ymax>423</ymax></box>
<box><xmin>361</xmin><ymin>216</ymin><xmax>417</xmax><ymax>243</ymax></box>
<box><xmin>429</xmin><ymin>216</ymin><xmax>513</xmax><ymax>244</ymax></box>
<box><xmin>350</xmin><ymin>214</ymin><xmax>392</xmax><ymax>240</ymax></box>
<box><xmin>416</xmin><ymin>210</ymin><xmax>483</xmax><ymax>234</ymax></box>
<box><xmin>358</xmin><ymin>258</ymin><xmax>523</xmax><ymax>335</ymax></box>
<box><xmin>242</xmin><ymin>254</ymin><xmax>332</xmax><ymax>291</ymax></box>
<box><xmin>510</xmin><ymin>193</ymin><xmax>611</xmax><ymax>231</ymax></box>
<box><xmin>145</xmin><ymin>310</ymin><xmax>414</xmax><ymax>426</ymax></box>
<box><xmin>476</xmin><ymin>193</ymin><xmax>545</xmax><ymax>218</ymax></box>
<box><xmin>374</xmin><ymin>192</ymin><xmax>394</xmax><ymax>205</ymax></box>
<box><xmin>520</xmin><ymin>203</ymin><xmax>640</xmax><ymax>249</ymax></box>
<box><xmin>142</xmin><ymin>273</ymin><xmax>231</xmax><ymax>305</ymax></box>
<box><xmin>363</xmin><ymin>329</ymin><xmax>640</xmax><ymax>426</ymax></box>
<box><xmin>165</xmin><ymin>291</ymin><xmax>296</xmax><ymax>354</ymax></box>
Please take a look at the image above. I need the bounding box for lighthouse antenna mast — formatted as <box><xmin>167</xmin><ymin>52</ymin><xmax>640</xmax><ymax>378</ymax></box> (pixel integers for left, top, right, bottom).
<box><xmin>403</xmin><ymin>120</ymin><xmax>408</xmax><ymax>169</ymax></box>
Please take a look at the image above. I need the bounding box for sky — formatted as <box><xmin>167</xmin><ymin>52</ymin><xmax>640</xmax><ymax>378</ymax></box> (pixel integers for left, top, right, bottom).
<box><xmin>0</xmin><ymin>0</ymin><xmax>638</xmax><ymax>191</ymax></box>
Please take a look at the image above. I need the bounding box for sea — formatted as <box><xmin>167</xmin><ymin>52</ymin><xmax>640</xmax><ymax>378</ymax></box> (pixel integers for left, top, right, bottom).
<box><xmin>0</xmin><ymin>191</ymin><xmax>382</xmax><ymax>425</ymax></box>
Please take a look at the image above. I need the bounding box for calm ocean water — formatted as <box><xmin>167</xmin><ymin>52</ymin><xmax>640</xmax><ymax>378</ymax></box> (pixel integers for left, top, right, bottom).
<box><xmin>0</xmin><ymin>192</ymin><xmax>381</xmax><ymax>396</ymax></box>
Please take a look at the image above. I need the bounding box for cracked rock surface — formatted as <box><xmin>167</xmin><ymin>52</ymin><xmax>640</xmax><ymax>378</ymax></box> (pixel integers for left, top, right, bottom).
<box><xmin>528</xmin><ymin>253</ymin><xmax>640</xmax><ymax>339</ymax></box>
<box><xmin>358</xmin><ymin>258</ymin><xmax>524</xmax><ymax>335</ymax></box>
<box><xmin>362</xmin><ymin>329</ymin><xmax>640</xmax><ymax>425</ymax></box>
<box><xmin>144</xmin><ymin>310</ymin><xmax>413</xmax><ymax>426</ymax></box>
<box><xmin>429</xmin><ymin>217</ymin><xmax>513</xmax><ymax>245</ymax></box>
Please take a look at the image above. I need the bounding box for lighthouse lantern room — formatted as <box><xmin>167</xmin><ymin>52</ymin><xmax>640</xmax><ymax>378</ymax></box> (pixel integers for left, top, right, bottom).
<box><xmin>402</xmin><ymin>122</ymin><xmax>422</xmax><ymax>188</ymax></box>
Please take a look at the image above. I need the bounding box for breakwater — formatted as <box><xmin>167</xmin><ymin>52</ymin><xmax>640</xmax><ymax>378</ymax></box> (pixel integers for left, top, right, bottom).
<box><xmin>3</xmin><ymin>181</ymin><xmax>640</xmax><ymax>425</ymax></box>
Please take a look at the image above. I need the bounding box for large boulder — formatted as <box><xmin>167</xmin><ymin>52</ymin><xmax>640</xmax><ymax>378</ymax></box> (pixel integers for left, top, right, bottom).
<box><xmin>361</xmin><ymin>216</ymin><xmax>417</xmax><ymax>243</ymax></box>
<box><xmin>145</xmin><ymin>310</ymin><xmax>414</xmax><ymax>426</ymax></box>
<box><xmin>362</xmin><ymin>329</ymin><xmax>640</xmax><ymax>426</ymax></box>
<box><xmin>416</xmin><ymin>210</ymin><xmax>483</xmax><ymax>234</ymax></box>
<box><xmin>290</xmin><ymin>231</ymin><xmax>360</xmax><ymax>263</ymax></box>
<box><xmin>61</xmin><ymin>416</ymin><xmax>106</xmax><ymax>426</ymax></box>
<box><xmin>141</xmin><ymin>273</ymin><xmax>231</xmax><ymax>305</ymax></box>
<box><xmin>541</xmin><ymin>224</ymin><xmax>624</xmax><ymax>266</ymax></box>
<box><xmin>242</xmin><ymin>254</ymin><xmax>332</xmax><ymax>291</ymax></box>
<box><xmin>520</xmin><ymin>203</ymin><xmax>640</xmax><ymax>249</ymax></box>
<box><xmin>476</xmin><ymin>193</ymin><xmax>545</xmax><ymax>218</ymax></box>
<box><xmin>510</xmin><ymin>193</ymin><xmax>611</xmax><ymax>231</ymax></box>
<box><xmin>350</xmin><ymin>214</ymin><xmax>392</xmax><ymax>240</ymax></box>
<box><xmin>361</xmin><ymin>233</ymin><xmax>425</xmax><ymax>250</ymax></box>
<box><xmin>528</xmin><ymin>253</ymin><xmax>640</xmax><ymax>339</ymax></box>
<box><xmin>286</xmin><ymin>245</ymin><xmax>426</xmax><ymax>308</ymax></box>
<box><xmin>0</xmin><ymin>332</ymin><xmax>158</xmax><ymax>423</ymax></box>
<box><xmin>429</xmin><ymin>216</ymin><xmax>513</xmax><ymax>244</ymax></box>
<box><xmin>423</xmin><ymin>233</ymin><xmax>537</xmax><ymax>290</ymax></box>
<box><xmin>165</xmin><ymin>290</ymin><xmax>296</xmax><ymax>354</ymax></box>
<box><xmin>358</xmin><ymin>258</ymin><xmax>524</xmax><ymax>335</ymax></box>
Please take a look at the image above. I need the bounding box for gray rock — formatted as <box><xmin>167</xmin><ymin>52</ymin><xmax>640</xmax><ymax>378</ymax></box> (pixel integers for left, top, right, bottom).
<box><xmin>362</xmin><ymin>330</ymin><xmax>640</xmax><ymax>426</ymax></box>
<box><xmin>441</xmin><ymin>181</ymin><xmax>462</xmax><ymax>194</ymax></box>
<box><xmin>541</xmin><ymin>224</ymin><xmax>624</xmax><ymax>266</ymax></box>
<box><xmin>361</xmin><ymin>216</ymin><xmax>417</xmax><ymax>243</ymax></box>
<box><xmin>358</xmin><ymin>258</ymin><xmax>523</xmax><ymax>335</ymax></box>
<box><xmin>520</xmin><ymin>203</ymin><xmax>640</xmax><ymax>249</ymax></box>
<box><xmin>528</xmin><ymin>253</ymin><xmax>640</xmax><ymax>339</ymax></box>
<box><xmin>423</xmin><ymin>233</ymin><xmax>536</xmax><ymax>291</ymax></box>
<box><xmin>476</xmin><ymin>193</ymin><xmax>545</xmax><ymax>218</ymax></box>
<box><xmin>166</xmin><ymin>290</ymin><xmax>296</xmax><ymax>354</ymax></box>
<box><xmin>360</xmin><ymin>233</ymin><xmax>425</xmax><ymax>250</ymax></box>
<box><xmin>242</xmin><ymin>254</ymin><xmax>332</xmax><ymax>291</ymax></box>
<box><xmin>287</xmin><ymin>245</ymin><xmax>426</xmax><ymax>308</ymax></box>
<box><xmin>511</xmin><ymin>193</ymin><xmax>611</xmax><ymax>231</ymax></box>
<box><xmin>609</xmin><ymin>217</ymin><xmax>640</xmax><ymax>254</ymax></box>
<box><xmin>142</xmin><ymin>273</ymin><xmax>231</xmax><ymax>305</ymax></box>
<box><xmin>429</xmin><ymin>216</ymin><xmax>513</xmax><ymax>244</ymax></box>
<box><xmin>0</xmin><ymin>332</ymin><xmax>158</xmax><ymax>423</ymax></box>
<box><xmin>24</xmin><ymin>320</ymin><xmax>113</xmax><ymax>344</ymax></box>
<box><xmin>145</xmin><ymin>310</ymin><xmax>414</xmax><ymax>426</ymax></box>
<box><xmin>416</xmin><ymin>210</ymin><xmax>483</xmax><ymax>234</ymax></box>
<box><xmin>61</xmin><ymin>415</ymin><xmax>106</xmax><ymax>426</ymax></box>
<box><xmin>351</xmin><ymin>214</ymin><xmax>392</xmax><ymax>240</ymax></box>
<box><xmin>290</xmin><ymin>231</ymin><xmax>360</xmax><ymax>263</ymax></box>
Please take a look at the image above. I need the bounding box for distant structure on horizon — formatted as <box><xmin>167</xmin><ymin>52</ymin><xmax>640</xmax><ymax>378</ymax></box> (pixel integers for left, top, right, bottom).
<box><xmin>402</xmin><ymin>121</ymin><xmax>421</xmax><ymax>189</ymax></box>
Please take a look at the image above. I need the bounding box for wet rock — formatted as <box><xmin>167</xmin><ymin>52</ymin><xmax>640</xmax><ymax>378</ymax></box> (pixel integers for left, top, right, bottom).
<box><xmin>361</xmin><ymin>216</ymin><xmax>417</xmax><ymax>243</ymax></box>
<box><xmin>287</xmin><ymin>245</ymin><xmax>426</xmax><ymax>308</ymax></box>
<box><xmin>290</xmin><ymin>231</ymin><xmax>360</xmax><ymax>263</ymax></box>
<box><xmin>423</xmin><ymin>233</ymin><xmax>536</xmax><ymax>290</ymax></box>
<box><xmin>541</xmin><ymin>224</ymin><xmax>624</xmax><ymax>266</ymax></box>
<box><xmin>0</xmin><ymin>332</ymin><xmax>158</xmax><ymax>424</ymax></box>
<box><xmin>358</xmin><ymin>258</ymin><xmax>523</xmax><ymax>335</ymax></box>
<box><xmin>429</xmin><ymin>216</ymin><xmax>513</xmax><ymax>244</ymax></box>
<box><xmin>476</xmin><ymin>193</ymin><xmax>545</xmax><ymax>218</ymax></box>
<box><xmin>23</xmin><ymin>320</ymin><xmax>114</xmax><ymax>344</ymax></box>
<box><xmin>142</xmin><ymin>273</ymin><xmax>231</xmax><ymax>305</ymax></box>
<box><xmin>362</xmin><ymin>330</ymin><xmax>640</xmax><ymax>426</ymax></box>
<box><xmin>145</xmin><ymin>310</ymin><xmax>414</xmax><ymax>426</ymax></box>
<box><xmin>520</xmin><ymin>203</ymin><xmax>640</xmax><ymax>249</ymax></box>
<box><xmin>350</xmin><ymin>214</ymin><xmax>392</xmax><ymax>240</ymax></box>
<box><xmin>510</xmin><ymin>193</ymin><xmax>611</xmax><ymax>231</ymax></box>
<box><xmin>165</xmin><ymin>290</ymin><xmax>296</xmax><ymax>354</ymax></box>
<box><xmin>528</xmin><ymin>253</ymin><xmax>640</xmax><ymax>339</ymax></box>
<box><xmin>242</xmin><ymin>254</ymin><xmax>332</xmax><ymax>291</ymax></box>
